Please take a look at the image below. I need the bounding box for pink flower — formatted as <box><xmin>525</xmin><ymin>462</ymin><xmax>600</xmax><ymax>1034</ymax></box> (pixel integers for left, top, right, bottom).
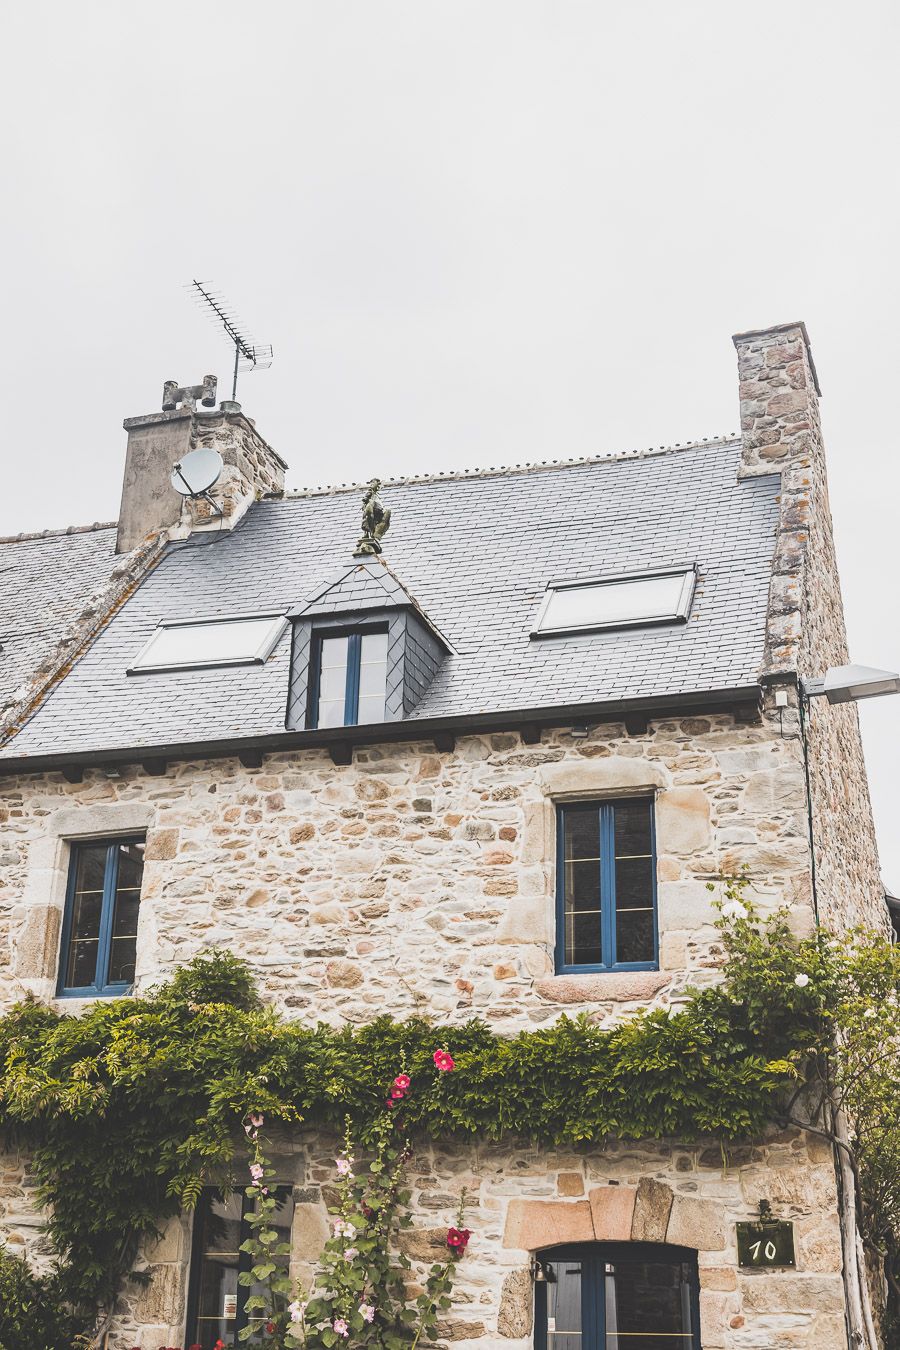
<box><xmin>288</xmin><ymin>1300</ymin><xmax>307</xmax><ymax>1323</ymax></box>
<box><xmin>394</xmin><ymin>1074</ymin><xmax>411</xmax><ymax>1091</ymax></box>
<box><xmin>344</xmin><ymin>1246</ymin><xmax>359</xmax><ymax>1261</ymax></box>
<box><xmin>335</xmin><ymin>1157</ymin><xmax>354</xmax><ymax>1176</ymax></box>
<box><xmin>446</xmin><ymin>1226</ymin><xmax>472</xmax><ymax>1251</ymax></box>
<box><xmin>359</xmin><ymin>1303</ymin><xmax>376</xmax><ymax>1323</ymax></box>
<box><xmin>249</xmin><ymin>1162</ymin><xmax>264</xmax><ymax>1182</ymax></box>
<box><xmin>333</xmin><ymin>1318</ymin><xmax>349</xmax><ymax>1338</ymax></box>
<box><xmin>250</xmin><ymin>1111</ymin><xmax>264</xmax><ymax>1127</ymax></box>
<box><xmin>391</xmin><ymin>1087</ymin><xmax>406</xmax><ymax>1099</ymax></box>
<box><xmin>433</xmin><ymin>1049</ymin><xmax>455</xmax><ymax>1072</ymax></box>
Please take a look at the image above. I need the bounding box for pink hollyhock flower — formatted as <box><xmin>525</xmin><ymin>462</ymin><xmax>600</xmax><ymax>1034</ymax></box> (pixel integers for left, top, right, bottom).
<box><xmin>249</xmin><ymin>1162</ymin><xmax>264</xmax><ymax>1182</ymax></box>
<box><xmin>446</xmin><ymin>1226</ymin><xmax>472</xmax><ymax>1251</ymax></box>
<box><xmin>249</xmin><ymin>1111</ymin><xmax>264</xmax><ymax>1127</ymax></box>
<box><xmin>333</xmin><ymin>1318</ymin><xmax>349</xmax><ymax>1338</ymax></box>
<box><xmin>394</xmin><ymin>1074</ymin><xmax>411</xmax><ymax>1091</ymax></box>
<box><xmin>336</xmin><ymin>1156</ymin><xmax>354</xmax><ymax>1176</ymax></box>
<box><xmin>344</xmin><ymin>1246</ymin><xmax>359</xmax><ymax>1261</ymax></box>
<box><xmin>288</xmin><ymin>1299</ymin><xmax>307</xmax><ymax>1323</ymax></box>
<box><xmin>359</xmin><ymin>1303</ymin><xmax>376</xmax><ymax>1323</ymax></box>
<box><xmin>391</xmin><ymin>1087</ymin><xmax>406</xmax><ymax>1099</ymax></box>
<box><xmin>433</xmin><ymin>1049</ymin><xmax>455</xmax><ymax>1072</ymax></box>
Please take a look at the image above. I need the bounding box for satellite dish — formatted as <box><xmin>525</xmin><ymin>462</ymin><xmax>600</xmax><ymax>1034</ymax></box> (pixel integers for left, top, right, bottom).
<box><xmin>171</xmin><ymin>447</ymin><xmax>224</xmax><ymax>497</ymax></box>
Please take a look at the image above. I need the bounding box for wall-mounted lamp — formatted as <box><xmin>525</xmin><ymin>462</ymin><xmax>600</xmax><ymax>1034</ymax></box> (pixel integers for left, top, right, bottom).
<box><xmin>531</xmin><ymin>1258</ymin><xmax>556</xmax><ymax>1283</ymax></box>
<box><xmin>570</xmin><ymin>726</ymin><xmax>589</xmax><ymax>739</ymax></box>
<box><xmin>802</xmin><ymin>663</ymin><xmax>900</xmax><ymax>705</ymax></box>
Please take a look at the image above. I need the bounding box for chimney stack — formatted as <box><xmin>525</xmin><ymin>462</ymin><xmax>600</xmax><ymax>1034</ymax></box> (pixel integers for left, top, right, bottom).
<box><xmin>115</xmin><ymin>380</ymin><xmax>287</xmax><ymax>553</ymax></box>
<box><xmin>732</xmin><ymin>321</ymin><xmax>822</xmax><ymax>478</ymax></box>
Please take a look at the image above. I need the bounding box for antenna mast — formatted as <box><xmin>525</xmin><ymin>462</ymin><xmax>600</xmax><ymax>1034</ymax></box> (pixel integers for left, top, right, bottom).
<box><xmin>189</xmin><ymin>279</ymin><xmax>273</xmax><ymax>400</ymax></box>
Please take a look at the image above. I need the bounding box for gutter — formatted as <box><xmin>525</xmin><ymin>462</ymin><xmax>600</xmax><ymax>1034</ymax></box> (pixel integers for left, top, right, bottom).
<box><xmin>0</xmin><ymin>685</ymin><xmax>761</xmax><ymax>779</ymax></box>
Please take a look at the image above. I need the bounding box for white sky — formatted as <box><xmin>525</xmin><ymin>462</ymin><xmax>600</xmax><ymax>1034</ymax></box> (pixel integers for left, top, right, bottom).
<box><xmin>1</xmin><ymin>2</ymin><xmax>898</xmax><ymax>887</ymax></box>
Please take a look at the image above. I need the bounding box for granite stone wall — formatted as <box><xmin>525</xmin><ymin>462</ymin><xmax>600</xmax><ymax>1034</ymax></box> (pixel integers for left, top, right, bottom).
<box><xmin>1</xmin><ymin>714</ymin><xmax>816</xmax><ymax>1023</ymax></box>
<box><xmin>94</xmin><ymin>1127</ymin><xmax>845</xmax><ymax>1349</ymax></box>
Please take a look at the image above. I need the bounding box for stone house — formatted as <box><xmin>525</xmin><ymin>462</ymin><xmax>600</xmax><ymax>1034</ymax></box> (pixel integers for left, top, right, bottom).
<box><xmin>0</xmin><ymin>322</ymin><xmax>888</xmax><ymax>1348</ymax></box>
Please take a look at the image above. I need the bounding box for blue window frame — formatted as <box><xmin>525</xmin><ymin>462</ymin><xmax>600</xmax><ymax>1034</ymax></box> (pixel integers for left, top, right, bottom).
<box><xmin>57</xmin><ymin>838</ymin><xmax>144</xmax><ymax>997</ymax></box>
<box><xmin>308</xmin><ymin>628</ymin><xmax>388</xmax><ymax>729</ymax></box>
<box><xmin>534</xmin><ymin>1243</ymin><xmax>701</xmax><ymax>1349</ymax></box>
<box><xmin>556</xmin><ymin>798</ymin><xmax>657</xmax><ymax>972</ymax></box>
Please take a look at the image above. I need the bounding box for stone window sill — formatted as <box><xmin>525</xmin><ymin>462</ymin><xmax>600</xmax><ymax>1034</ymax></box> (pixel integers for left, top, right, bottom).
<box><xmin>534</xmin><ymin>971</ymin><xmax>670</xmax><ymax>1004</ymax></box>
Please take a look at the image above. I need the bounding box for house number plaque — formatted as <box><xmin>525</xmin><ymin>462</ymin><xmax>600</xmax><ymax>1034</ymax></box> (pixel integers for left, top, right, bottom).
<box><xmin>736</xmin><ymin>1219</ymin><xmax>795</xmax><ymax>1268</ymax></box>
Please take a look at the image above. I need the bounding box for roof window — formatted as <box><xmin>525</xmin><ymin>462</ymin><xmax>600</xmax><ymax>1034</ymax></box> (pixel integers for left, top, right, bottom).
<box><xmin>128</xmin><ymin>612</ymin><xmax>287</xmax><ymax>673</ymax></box>
<box><xmin>532</xmin><ymin>567</ymin><xmax>696</xmax><ymax>637</ymax></box>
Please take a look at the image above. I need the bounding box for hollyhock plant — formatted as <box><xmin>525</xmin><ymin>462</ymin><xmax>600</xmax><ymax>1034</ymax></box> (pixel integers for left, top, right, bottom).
<box><xmin>240</xmin><ymin>1065</ymin><xmax>471</xmax><ymax>1347</ymax></box>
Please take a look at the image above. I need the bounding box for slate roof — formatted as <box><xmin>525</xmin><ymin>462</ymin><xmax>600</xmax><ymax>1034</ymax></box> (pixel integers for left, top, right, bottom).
<box><xmin>0</xmin><ymin>439</ymin><xmax>781</xmax><ymax>763</ymax></box>
<box><xmin>0</xmin><ymin>524</ymin><xmax>120</xmax><ymax>708</ymax></box>
<box><xmin>293</xmin><ymin>555</ymin><xmax>443</xmax><ymax>635</ymax></box>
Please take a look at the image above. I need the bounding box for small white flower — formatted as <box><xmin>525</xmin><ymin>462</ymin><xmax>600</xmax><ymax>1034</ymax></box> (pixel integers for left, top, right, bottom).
<box><xmin>794</xmin><ymin>973</ymin><xmax>810</xmax><ymax>988</ymax></box>
<box><xmin>863</xmin><ymin>1008</ymin><xmax>876</xmax><ymax>1019</ymax></box>
<box><xmin>722</xmin><ymin>899</ymin><xmax>748</xmax><ymax>921</ymax></box>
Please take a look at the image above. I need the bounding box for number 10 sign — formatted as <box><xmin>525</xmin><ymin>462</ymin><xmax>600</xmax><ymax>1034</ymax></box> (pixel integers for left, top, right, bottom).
<box><xmin>736</xmin><ymin>1219</ymin><xmax>795</xmax><ymax>1268</ymax></box>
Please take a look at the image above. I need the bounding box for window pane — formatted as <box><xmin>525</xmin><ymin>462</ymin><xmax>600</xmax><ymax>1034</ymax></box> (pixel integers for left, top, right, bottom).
<box><xmin>360</xmin><ymin>630</ymin><xmax>388</xmax><ymax>664</ymax></box>
<box><xmin>545</xmin><ymin>1259</ymin><xmax>583</xmax><ymax>1350</ymax></box>
<box><xmin>358</xmin><ymin>657</ymin><xmax>387</xmax><ymax>697</ymax></box>
<box><xmin>108</xmin><ymin>842</ymin><xmax>143</xmax><ymax>986</ymax></box>
<box><xmin>615</xmin><ymin>911</ymin><xmax>655</xmax><ymax>964</ymax></box>
<box><xmin>320</xmin><ymin>635</ymin><xmax>349</xmax><ymax>668</ymax></box>
<box><xmin>357</xmin><ymin>693</ymin><xmax>386</xmax><ymax>723</ymax></box>
<box><xmin>615</xmin><ymin>857</ymin><xmax>654</xmax><ymax>910</ymax></box>
<box><xmin>538</xmin><ymin>571</ymin><xmax>693</xmax><ymax>633</ymax></box>
<box><xmin>319</xmin><ymin>666</ymin><xmax>347</xmax><ymax>700</ymax></box>
<box><xmin>196</xmin><ymin>1193</ymin><xmax>242</xmax><ymax>1347</ymax></box>
<box><xmin>563</xmin><ymin>808</ymin><xmax>601</xmax><ymax>966</ymax></box>
<box><xmin>63</xmin><ymin>845</ymin><xmax>108</xmax><ymax>988</ymax></box>
<box><xmin>316</xmin><ymin>637</ymin><xmax>349</xmax><ymax>727</ymax></box>
<box><xmin>564</xmin><ymin>806</ymin><xmax>600</xmax><ymax>862</ymax></box>
<box><xmin>606</xmin><ymin>1258</ymin><xmax>696</xmax><ymax>1347</ymax></box>
<box><xmin>614</xmin><ymin>799</ymin><xmax>652</xmax><ymax>858</ymax></box>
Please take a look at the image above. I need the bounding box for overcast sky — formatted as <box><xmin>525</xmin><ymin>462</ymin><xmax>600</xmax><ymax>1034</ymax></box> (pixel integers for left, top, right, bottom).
<box><xmin>2</xmin><ymin>2</ymin><xmax>898</xmax><ymax>886</ymax></box>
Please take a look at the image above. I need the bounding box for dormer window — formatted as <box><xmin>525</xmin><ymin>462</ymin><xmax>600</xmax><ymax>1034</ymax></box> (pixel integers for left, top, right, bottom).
<box><xmin>286</xmin><ymin>556</ymin><xmax>450</xmax><ymax>734</ymax></box>
<box><xmin>310</xmin><ymin>628</ymin><xmax>388</xmax><ymax>728</ymax></box>
<box><xmin>532</xmin><ymin>567</ymin><xmax>697</xmax><ymax>638</ymax></box>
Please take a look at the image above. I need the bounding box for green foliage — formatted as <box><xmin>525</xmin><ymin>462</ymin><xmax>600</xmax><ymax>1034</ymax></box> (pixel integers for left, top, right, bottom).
<box><xmin>0</xmin><ymin>1247</ymin><xmax>84</xmax><ymax>1350</ymax></box>
<box><xmin>0</xmin><ymin>889</ymin><xmax>898</xmax><ymax>1338</ymax></box>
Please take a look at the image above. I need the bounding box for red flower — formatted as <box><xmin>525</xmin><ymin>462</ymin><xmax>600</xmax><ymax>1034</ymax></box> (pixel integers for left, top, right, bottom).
<box><xmin>446</xmin><ymin>1226</ymin><xmax>472</xmax><ymax>1251</ymax></box>
<box><xmin>391</xmin><ymin>1086</ymin><xmax>406</xmax><ymax>1099</ymax></box>
<box><xmin>266</xmin><ymin>1322</ymin><xmax>276</xmax><ymax>1333</ymax></box>
<box><xmin>433</xmin><ymin>1049</ymin><xmax>455</xmax><ymax>1072</ymax></box>
<box><xmin>394</xmin><ymin>1074</ymin><xmax>411</xmax><ymax>1090</ymax></box>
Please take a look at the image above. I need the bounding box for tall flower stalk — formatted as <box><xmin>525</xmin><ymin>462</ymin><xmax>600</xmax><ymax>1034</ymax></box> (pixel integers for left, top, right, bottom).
<box><xmin>238</xmin><ymin>1054</ymin><xmax>470</xmax><ymax>1348</ymax></box>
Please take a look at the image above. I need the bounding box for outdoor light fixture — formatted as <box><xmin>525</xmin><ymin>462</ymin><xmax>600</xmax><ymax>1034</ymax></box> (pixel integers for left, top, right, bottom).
<box><xmin>531</xmin><ymin>1259</ymin><xmax>556</xmax><ymax>1283</ymax></box>
<box><xmin>801</xmin><ymin>664</ymin><xmax>900</xmax><ymax>705</ymax></box>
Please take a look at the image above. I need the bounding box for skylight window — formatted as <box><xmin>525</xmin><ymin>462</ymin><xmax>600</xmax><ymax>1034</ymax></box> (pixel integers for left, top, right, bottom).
<box><xmin>532</xmin><ymin>567</ymin><xmax>696</xmax><ymax>637</ymax></box>
<box><xmin>128</xmin><ymin>613</ymin><xmax>288</xmax><ymax>673</ymax></box>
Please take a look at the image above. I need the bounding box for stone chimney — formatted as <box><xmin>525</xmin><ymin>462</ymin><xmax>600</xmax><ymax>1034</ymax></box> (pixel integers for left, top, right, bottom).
<box><xmin>115</xmin><ymin>379</ymin><xmax>288</xmax><ymax>553</ymax></box>
<box><xmin>732</xmin><ymin>321</ymin><xmax>822</xmax><ymax>478</ymax></box>
<box><xmin>733</xmin><ymin>323</ymin><xmax>884</xmax><ymax>932</ymax></box>
<box><xmin>731</xmin><ymin>322</ymin><xmax>835</xmax><ymax>677</ymax></box>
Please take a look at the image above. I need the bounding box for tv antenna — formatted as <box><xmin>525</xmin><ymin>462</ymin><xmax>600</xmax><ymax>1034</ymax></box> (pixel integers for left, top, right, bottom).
<box><xmin>189</xmin><ymin>279</ymin><xmax>274</xmax><ymax>400</ymax></box>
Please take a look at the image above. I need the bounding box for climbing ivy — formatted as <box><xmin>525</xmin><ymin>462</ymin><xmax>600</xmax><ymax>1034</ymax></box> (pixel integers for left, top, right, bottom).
<box><xmin>0</xmin><ymin>885</ymin><xmax>898</xmax><ymax>1343</ymax></box>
